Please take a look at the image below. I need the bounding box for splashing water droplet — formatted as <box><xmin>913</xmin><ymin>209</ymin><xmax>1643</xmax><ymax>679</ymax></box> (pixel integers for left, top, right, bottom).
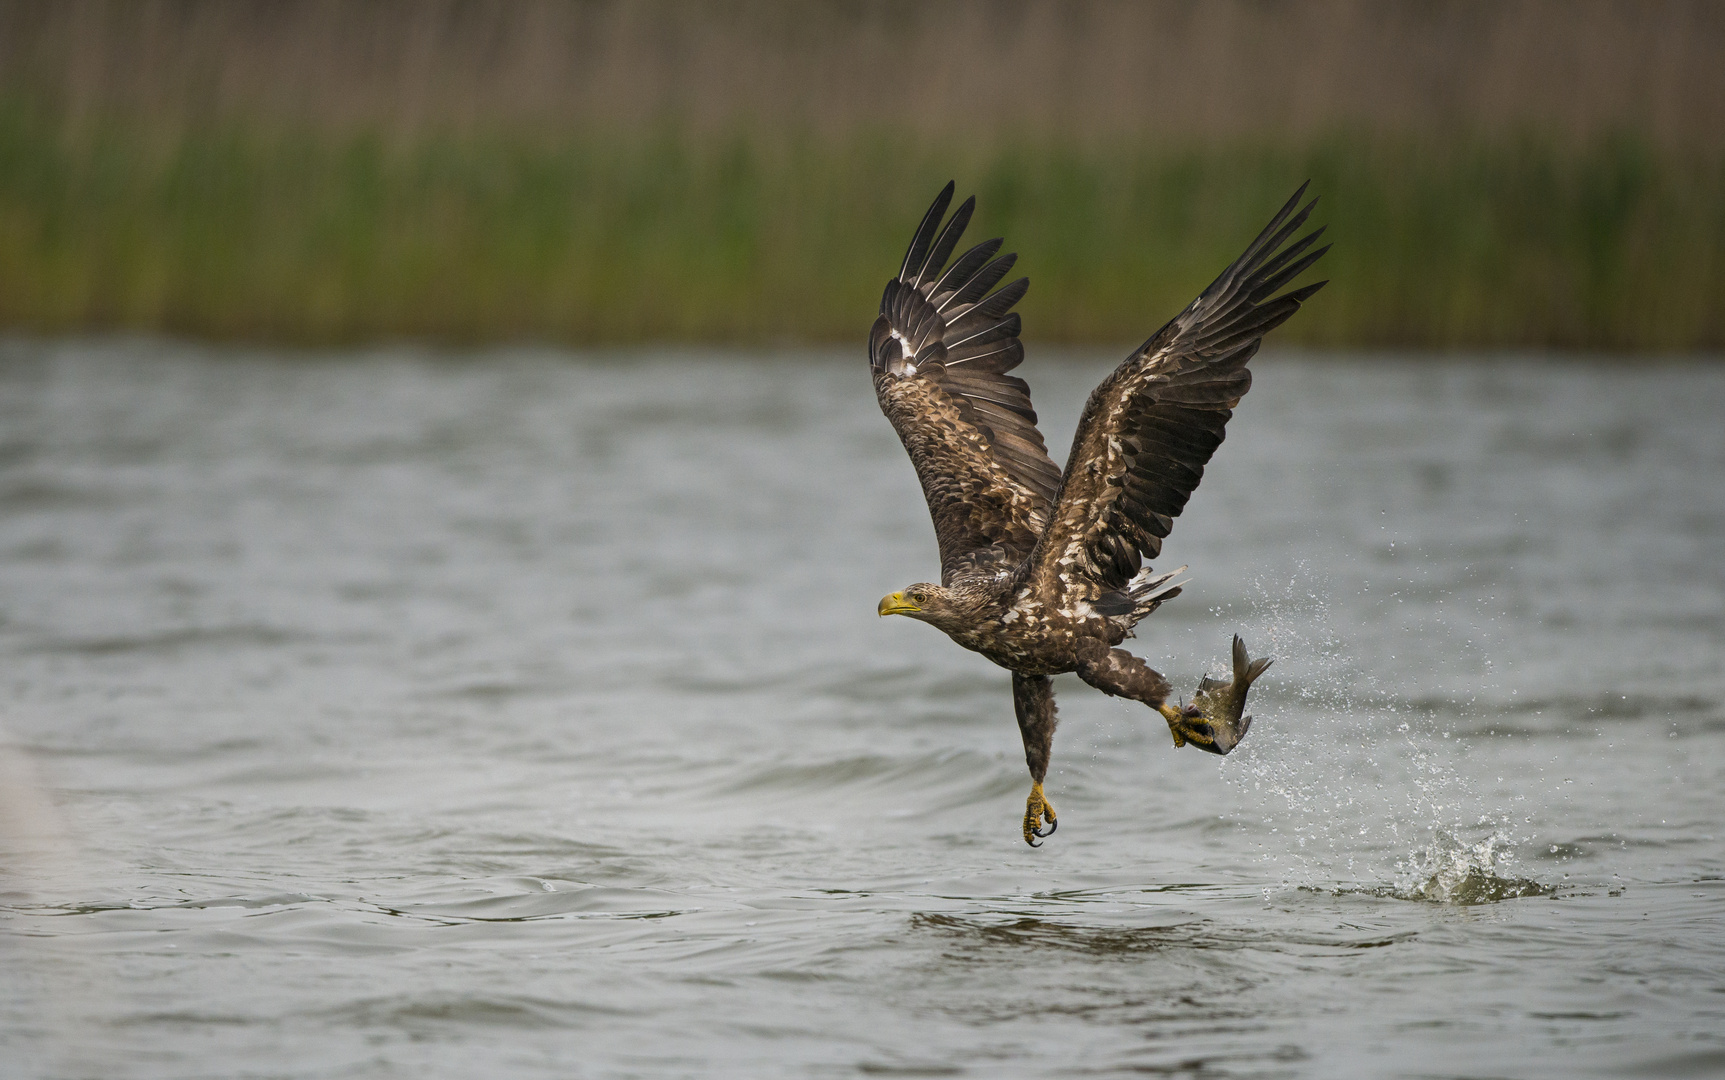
<box><xmin>1218</xmin><ymin>563</ymin><xmax>1546</xmax><ymax>900</ymax></box>
<box><xmin>1389</xmin><ymin>829</ymin><xmax>1552</xmax><ymax>904</ymax></box>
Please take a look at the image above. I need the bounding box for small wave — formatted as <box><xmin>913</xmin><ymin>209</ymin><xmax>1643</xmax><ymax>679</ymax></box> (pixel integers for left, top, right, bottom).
<box><xmin>1382</xmin><ymin>829</ymin><xmax>1551</xmax><ymax>904</ymax></box>
<box><xmin>910</xmin><ymin>912</ymin><xmax>1216</xmax><ymax>957</ymax></box>
<box><xmin>714</xmin><ymin>749</ymin><xmax>1003</xmax><ymax>799</ymax></box>
<box><xmin>0</xmin><ymin>478</ymin><xmax>123</xmax><ymax>511</ymax></box>
<box><xmin>332</xmin><ymin>992</ymin><xmax>628</xmax><ymax>1030</ymax></box>
<box><xmin>28</xmin><ymin>624</ymin><xmax>306</xmax><ymax>656</ymax></box>
<box><xmin>378</xmin><ymin>879</ymin><xmax>694</xmax><ymax>923</ymax></box>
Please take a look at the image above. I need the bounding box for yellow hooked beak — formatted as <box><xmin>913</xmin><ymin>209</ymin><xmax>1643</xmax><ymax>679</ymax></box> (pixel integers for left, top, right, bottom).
<box><xmin>878</xmin><ymin>591</ymin><xmax>921</xmax><ymax>616</ymax></box>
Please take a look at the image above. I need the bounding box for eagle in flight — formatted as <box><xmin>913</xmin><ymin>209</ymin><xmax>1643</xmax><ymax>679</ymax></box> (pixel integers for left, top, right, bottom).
<box><xmin>871</xmin><ymin>182</ymin><xmax>1327</xmax><ymax>846</ymax></box>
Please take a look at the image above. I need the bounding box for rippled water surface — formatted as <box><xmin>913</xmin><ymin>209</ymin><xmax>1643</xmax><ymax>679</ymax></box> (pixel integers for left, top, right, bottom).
<box><xmin>1</xmin><ymin>342</ymin><xmax>1722</xmax><ymax>1079</ymax></box>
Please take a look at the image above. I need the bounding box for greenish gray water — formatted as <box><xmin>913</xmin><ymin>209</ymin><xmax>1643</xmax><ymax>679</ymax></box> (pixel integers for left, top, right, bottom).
<box><xmin>0</xmin><ymin>342</ymin><xmax>1721</xmax><ymax>1079</ymax></box>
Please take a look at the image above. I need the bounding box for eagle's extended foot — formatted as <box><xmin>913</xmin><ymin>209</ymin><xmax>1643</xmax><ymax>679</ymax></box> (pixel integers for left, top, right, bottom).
<box><xmin>1022</xmin><ymin>782</ymin><xmax>1058</xmax><ymax>846</ymax></box>
<box><xmin>1158</xmin><ymin>701</ymin><xmax>1231</xmax><ymax>754</ymax></box>
<box><xmin>1161</xmin><ymin>635</ymin><xmax>1273</xmax><ymax>756</ymax></box>
<box><xmin>1159</xmin><ymin>693</ymin><xmax>1242</xmax><ymax>752</ymax></box>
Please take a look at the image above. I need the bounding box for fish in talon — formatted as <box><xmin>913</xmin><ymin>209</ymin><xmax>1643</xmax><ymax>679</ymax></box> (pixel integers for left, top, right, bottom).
<box><xmin>1186</xmin><ymin>634</ymin><xmax>1273</xmax><ymax>755</ymax></box>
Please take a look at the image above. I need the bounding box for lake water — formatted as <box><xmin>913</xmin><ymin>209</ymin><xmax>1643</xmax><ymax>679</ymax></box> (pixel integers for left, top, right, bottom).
<box><xmin>1</xmin><ymin>341</ymin><xmax>1721</xmax><ymax>1079</ymax></box>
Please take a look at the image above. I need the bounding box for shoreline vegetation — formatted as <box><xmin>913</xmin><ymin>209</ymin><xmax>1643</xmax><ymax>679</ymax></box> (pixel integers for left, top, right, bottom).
<box><xmin>2</xmin><ymin>115</ymin><xmax>1720</xmax><ymax>350</ymax></box>
<box><xmin>1</xmin><ymin>1</ymin><xmax>1721</xmax><ymax>349</ymax></box>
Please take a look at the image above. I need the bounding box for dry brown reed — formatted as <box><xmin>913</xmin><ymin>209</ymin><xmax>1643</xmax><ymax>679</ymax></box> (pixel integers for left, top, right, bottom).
<box><xmin>5</xmin><ymin>1</ymin><xmax>1723</xmax><ymax>146</ymax></box>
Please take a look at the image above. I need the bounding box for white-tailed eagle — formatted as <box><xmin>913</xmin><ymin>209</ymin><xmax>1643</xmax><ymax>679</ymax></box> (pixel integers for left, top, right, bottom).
<box><xmin>872</xmin><ymin>182</ymin><xmax>1327</xmax><ymax>845</ymax></box>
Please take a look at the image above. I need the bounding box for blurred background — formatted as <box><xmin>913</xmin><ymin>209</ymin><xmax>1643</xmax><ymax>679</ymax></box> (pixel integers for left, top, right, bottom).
<box><xmin>1</xmin><ymin>0</ymin><xmax>1722</xmax><ymax>350</ymax></box>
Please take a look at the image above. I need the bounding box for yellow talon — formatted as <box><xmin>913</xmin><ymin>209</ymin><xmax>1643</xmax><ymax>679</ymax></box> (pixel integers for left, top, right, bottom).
<box><xmin>1158</xmin><ymin>703</ymin><xmax>1189</xmax><ymax>747</ymax></box>
<box><xmin>1022</xmin><ymin>782</ymin><xmax>1057</xmax><ymax>846</ymax></box>
<box><xmin>1161</xmin><ymin>700</ymin><xmax>1227</xmax><ymax>754</ymax></box>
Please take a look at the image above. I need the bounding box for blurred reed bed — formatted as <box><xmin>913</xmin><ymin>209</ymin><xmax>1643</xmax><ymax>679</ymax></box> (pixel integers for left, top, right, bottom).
<box><xmin>0</xmin><ymin>108</ymin><xmax>1721</xmax><ymax>349</ymax></box>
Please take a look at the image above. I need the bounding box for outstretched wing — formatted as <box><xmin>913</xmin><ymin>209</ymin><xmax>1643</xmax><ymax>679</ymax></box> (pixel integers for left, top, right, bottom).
<box><xmin>871</xmin><ymin>182</ymin><xmax>1062</xmax><ymax>584</ymax></box>
<box><xmin>1024</xmin><ymin>184</ymin><xmax>1329</xmax><ymax>605</ymax></box>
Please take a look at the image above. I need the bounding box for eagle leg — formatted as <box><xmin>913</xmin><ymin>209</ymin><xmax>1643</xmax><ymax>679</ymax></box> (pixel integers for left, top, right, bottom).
<box><xmin>1073</xmin><ymin>637</ymin><xmax>1242</xmax><ymax>755</ymax></box>
<box><xmin>1012</xmin><ymin>672</ymin><xmax>1059</xmax><ymax>846</ymax></box>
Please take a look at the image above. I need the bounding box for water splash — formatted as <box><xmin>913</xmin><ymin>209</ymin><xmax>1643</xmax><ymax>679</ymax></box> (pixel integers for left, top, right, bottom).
<box><xmin>1213</xmin><ymin>564</ymin><xmax>1544</xmax><ymax>902</ymax></box>
<box><xmin>1387</xmin><ymin>828</ymin><xmax>1551</xmax><ymax>904</ymax></box>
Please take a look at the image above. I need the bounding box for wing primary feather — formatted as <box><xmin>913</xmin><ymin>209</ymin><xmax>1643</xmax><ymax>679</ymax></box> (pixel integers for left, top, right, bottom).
<box><xmin>1133</xmin><ymin>186</ymin><xmax>1318</xmax><ymax>356</ymax></box>
<box><xmin>944</xmin><ymin>313</ymin><xmax>1021</xmax><ymax>351</ymax></box>
<box><xmin>944</xmin><ymin>253</ymin><xmax>1018</xmax><ymax>311</ymax></box>
<box><xmin>1248</xmin><ymin>243</ymin><xmax>1332</xmax><ymax>305</ymax></box>
<box><xmin>1188</xmin><ymin>191</ymin><xmax>1318</xmax><ymax>319</ymax></box>
<box><xmin>913</xmin><ymin>197</ymin><xmax>975</xmax><ymax>289</ymax></box>
<box><xmin>1197</xmin><ymin>290</ymin><xmax>1322</xmax><ymax>354</ymax></box>
<box><xmin>930</xmin><ymin>239</ymin><xmax>1004</xmax><ymax>303</ymax></box>
<box><xmin>946</xmin><ymin>278</ymin><xmax>1029</xmax><ymax>335</ymax></box>
<box><xmin>1279</xmin><ymin>280</ymin><xmax>1328</xmax><ymax>305</ymax></box>
<box><xmin>943</xmin><ymin>339</ymin><xmax>1023</xmax><ymax>373</ymax></box>
<box><xmin>1241</xmin><ymin>196</ymin><xmax>1320</xmax><ymax>280</ymax></box>
<box><xmin>1253</xmin><ymin>225</ymin><xmax>1327</xmax><ymax>286</ymax></box>
<box><xmin>1233</xmin><ymin>183</ymin><xmax>1312</xmax><ymax>275</ymax></box>
<box><xmin>1171</xmin><ymin>198</ymin><xmax>1298</xmax><ymax>323</ymax></box>
<box><xmin>1188</xmin><ymin>300</ymin><xmax>1294</xmax><ymax>353</ymax></box>
<box><xmin>899</xmin><ymin>182</ymin><xmax>955</xmax><ymax>283</ymax></box>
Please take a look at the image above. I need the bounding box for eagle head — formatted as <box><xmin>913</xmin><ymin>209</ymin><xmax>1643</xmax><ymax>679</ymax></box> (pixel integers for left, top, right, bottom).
<box><xmin>878</xmin><ymin>583</ymin><xmax>958</xmax><ymax>625</ymax></box>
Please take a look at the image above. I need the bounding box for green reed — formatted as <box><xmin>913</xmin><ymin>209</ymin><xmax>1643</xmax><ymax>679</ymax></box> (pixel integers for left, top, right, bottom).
<box><xmin>1</xmin><ymin>109</ymin><xmax>1720</xmax><ymax>349</ymax></box>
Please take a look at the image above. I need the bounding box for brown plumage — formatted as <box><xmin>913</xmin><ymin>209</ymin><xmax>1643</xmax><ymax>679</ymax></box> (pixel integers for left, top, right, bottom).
<box><xmin>872</xmin><ymin>182</ymin><xmax>1327</xmax><ymax>846</ymax></box>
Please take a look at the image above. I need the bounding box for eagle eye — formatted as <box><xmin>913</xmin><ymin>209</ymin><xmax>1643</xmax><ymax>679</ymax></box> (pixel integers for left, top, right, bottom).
<box><xmin>910</xmin><ymin>590</ymin><xmax>927</xmax><ymax>603</ymax></box>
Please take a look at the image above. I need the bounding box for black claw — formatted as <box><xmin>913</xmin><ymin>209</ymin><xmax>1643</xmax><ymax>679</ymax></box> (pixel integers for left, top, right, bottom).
<box><xmin>1040</xmin><ymin>819</ymin><xmax>1058</xmax><ymax>837</ymax></box>
<box><xmin>1025</xmin><ymin>835</ymin><xmax>1042</xmax><ymax>848</ymax></box>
